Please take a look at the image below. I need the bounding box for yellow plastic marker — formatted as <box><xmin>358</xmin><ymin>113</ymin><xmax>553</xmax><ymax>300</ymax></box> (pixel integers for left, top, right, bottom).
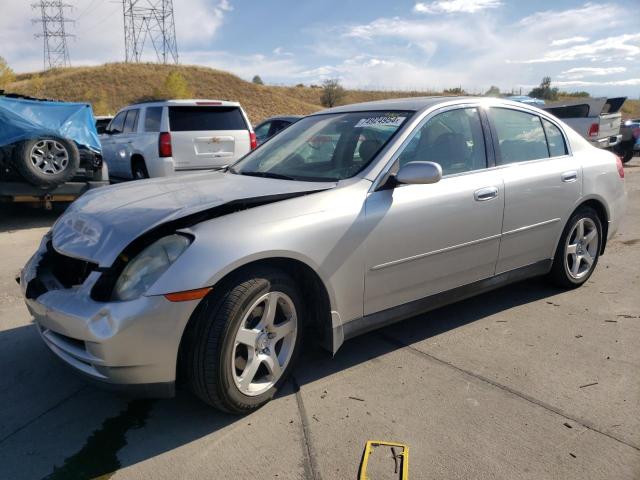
<box><xmin>359</xmin><ymin>440</ymin><xmax>409</xmax><ymax>480</ymax></box>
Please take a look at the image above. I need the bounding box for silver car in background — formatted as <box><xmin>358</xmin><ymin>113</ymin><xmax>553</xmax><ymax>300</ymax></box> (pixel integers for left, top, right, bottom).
<box><xmin>20</xmin><ymin>97</ymin><xmax>626</xmax><ymax>413</ymax></box>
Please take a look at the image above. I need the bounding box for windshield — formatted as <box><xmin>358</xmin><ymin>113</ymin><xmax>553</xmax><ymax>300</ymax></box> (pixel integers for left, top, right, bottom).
<box><xmin>231</xmin><ymin>111</ymin><xmax>411</xmax><ymax>181</ymax></box>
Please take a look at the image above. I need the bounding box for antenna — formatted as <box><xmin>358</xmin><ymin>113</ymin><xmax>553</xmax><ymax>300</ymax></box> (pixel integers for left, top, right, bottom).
<box><xmin>122</xmin><ymin>0</ymin><xmax>178</xmax><ymax>64</ymax></box>
<box><xmin>32</xmin><ymin>1</ymin><xmax>74</xmax><ymax>70</ymax></box>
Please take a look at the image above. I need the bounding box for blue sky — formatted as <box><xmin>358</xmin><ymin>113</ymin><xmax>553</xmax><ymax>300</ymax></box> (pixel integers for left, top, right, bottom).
<box><xmin>1</xmin><ymin>0</ymin><xmax>639</xmax><ymax>96</ymax></box>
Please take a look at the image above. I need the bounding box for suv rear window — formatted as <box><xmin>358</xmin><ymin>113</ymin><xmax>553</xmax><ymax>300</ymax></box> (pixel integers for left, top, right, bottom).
<box><xmin>168</xmin><ymin>106</ymin><xmax>247</xmax><ymax>131</ymax></box>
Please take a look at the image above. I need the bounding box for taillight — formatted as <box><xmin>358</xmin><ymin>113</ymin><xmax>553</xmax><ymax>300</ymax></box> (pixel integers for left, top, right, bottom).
<box><xmin>616</xmin><ymin>155</ymin><xmax>624</xmax><ymax>179</ymax></box>
<box><xmin>249</xmin><ymin>132</ymin><xmax>257</xmax><ymax>150</ymax></box>
<box><xmin>159</xmin><ymin>132</ymin><xmax>172</xmax><ymax>157</ymax></box>
<box><xmin>588</xmin><ymin>123</ymin><xmax>599</xmax><ymax>137</ymax></box>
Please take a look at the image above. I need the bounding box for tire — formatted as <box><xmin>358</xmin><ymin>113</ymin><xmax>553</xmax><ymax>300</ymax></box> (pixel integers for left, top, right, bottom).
<box><xmin>13</xmin><ymin>136</ymin><xmax>79</xmax><ymax>187</ymax></box>
<box><xmin>621</xmin><ymin>149</ymin><xmax>634</xmax><ymax>164</ymax></box>
<box><xmin>548</xmin><ymin>206</ymin><xmax>602</xmax><ymax>289</ymax></box>
<box><xmin>131</xmin><ymin>158</ymin><xmax>149</xmax><ymax>180</ymax></box>
<box><xmin>183</xmin><ymin>268</ymin><xmax>303</xmax><ymax>413</ymax></box>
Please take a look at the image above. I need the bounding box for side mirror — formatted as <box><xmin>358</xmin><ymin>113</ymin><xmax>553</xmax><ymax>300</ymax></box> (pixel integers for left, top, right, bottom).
<box><xmin>395</xmin><ymin>161</ymin><xmax>442</xmax><ymax>185</ymax></box>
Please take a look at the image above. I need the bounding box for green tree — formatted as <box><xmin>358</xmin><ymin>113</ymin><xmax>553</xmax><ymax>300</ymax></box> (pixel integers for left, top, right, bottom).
<box><xmin>320</xmin><ymin>79</ymin><xmax>345</xmax><ymax>107</ymax></box>
<box><xmin>158</xmin><ymin>71</ymin><xmax>192</xmax><ymax>99</ymax></box>
<box><xmin>485</xmin><ymin>85</ymin><xmax>500</xmax><ymax>97</ymax></box>
<box><xmin>529</xmin><ymin>76</ymin><xmax>559</xmax><ymax>101</ymax></box>
<box><xmin>252</xmin><ymin>75</ymin><xmax>264</xmax><ymax>85</ymax></box>
<box><xmin>443</xmin><ymin>87</ymin><xmax>465</xmax><ymax>95</ymax></box>
<box><xmin>0</xmin><ymin>56</ymin><xmax>15</xmax><ymax>88</ymax></box>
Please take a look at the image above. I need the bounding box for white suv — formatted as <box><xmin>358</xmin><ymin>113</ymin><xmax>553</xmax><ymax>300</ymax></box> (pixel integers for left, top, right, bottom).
<box><xmin>100</xmin><ymin>99</ymin><xmax>256</xmax><ymax>179</ymax></box>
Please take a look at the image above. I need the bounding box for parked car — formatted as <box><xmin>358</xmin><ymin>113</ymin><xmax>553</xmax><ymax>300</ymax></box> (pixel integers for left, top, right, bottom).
<box><xmin>543</xmin><ymin>97</ymin><xmax>625</xmax><ymax>150</ymax></box>
<box><xmin>616</xmin><ymin>118</ymin><xmax>640</xmax><ymax>163</ymax></box>
<box><xmin>21</xmin><ymin>97</ymin><xmax>625</xmax><ymax>413</ymax></box>
<box><xmin>95</xmin><ymin>115</ymin><xmax>113</xmax><ymax>135</ymax></box>
<box><xmin>100</xmin><ymin>99</ymin><xmax>256</xmax><ymax>179</ymax></box>
<box><xmin>0</xmin><ymin>93</ymin><xmax>107</xmax><ymax>206</ymax></box>
<box><xmin>254</xmin><ymin>115</ymin><xmax>302</xmax><ymax>145</ymax></box>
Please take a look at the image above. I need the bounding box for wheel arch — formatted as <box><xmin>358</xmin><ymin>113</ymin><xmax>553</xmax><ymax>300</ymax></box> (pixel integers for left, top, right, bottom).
<box><xmin>176</xmin><ymin>256</ymin><xmax>338</xmax><ymax>383</ymax></box>
<box><xmin>561</xmin><ymin>197</ymin><xmax>610</xmax><ymax>255</ymax></box>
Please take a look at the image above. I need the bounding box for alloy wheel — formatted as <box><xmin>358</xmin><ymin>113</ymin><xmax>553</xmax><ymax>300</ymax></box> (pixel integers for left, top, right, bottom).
<box><xmin>30</xmin><ymin>140</ymin><xmax>69</xmax><ymax>175</ymax></box>
<box><xmin>564</xmin><ymin>217</ymin><xmax>598</xmax><ymax>280</ymax></box>
<box><xmin>231</xmin><ymin>291</ymin><xmax>297</xmax><ymax>396</ymax></box>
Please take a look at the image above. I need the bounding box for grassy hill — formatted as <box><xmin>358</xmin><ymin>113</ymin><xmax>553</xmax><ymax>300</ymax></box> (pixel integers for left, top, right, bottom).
<box><xmin>5</xmin><ymin>63</ymin><xmax>639</xmax><ymax>122</ymax></box>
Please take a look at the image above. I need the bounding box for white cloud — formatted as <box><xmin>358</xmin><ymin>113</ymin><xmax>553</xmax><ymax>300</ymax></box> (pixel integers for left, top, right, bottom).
<box><xmin>517</xmin><ymin>33</ymin><xmax>640</xmax><ymax>63</ymax></box>
<box><xmin>413</xmin><ymin>0</ymin><xmax>502</xmax><ymax>14</ymax></box>
<box><xmin>558</xmin><ymin>66</ymin><xmax>627</xmax><ymax>79</ymax></box>
<box><xmin>550</xmin><ymin>36</ymin><xmax>589</xmax><ymax>47</ymax></box>
<box><xmin>554</xmin><ymin>78</ymin><xmax>640</xmax><ymax>87</ymax></box>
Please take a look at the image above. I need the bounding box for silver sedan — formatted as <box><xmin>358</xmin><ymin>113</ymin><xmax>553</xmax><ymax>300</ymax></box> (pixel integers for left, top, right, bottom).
<box><xmin>20</xmin><ymin>97</ymin><xmax>626</xmax><ymax>413</ymax></box>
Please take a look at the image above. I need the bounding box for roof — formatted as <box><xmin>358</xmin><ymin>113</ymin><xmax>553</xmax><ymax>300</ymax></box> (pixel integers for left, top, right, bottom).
<box><xmin>128</xmin><ymin>99</ymin><xmax>241</xmax><ymax>108</ymax></box>
<box><xmin>259</xmin><ymin>115</ymin><xmax>303</xmax><ymax>124</ymax></box>
<box><xmin>317</xmin><ymin>96</ymin><xmax>474</xmax><ymax>114</ymax></box>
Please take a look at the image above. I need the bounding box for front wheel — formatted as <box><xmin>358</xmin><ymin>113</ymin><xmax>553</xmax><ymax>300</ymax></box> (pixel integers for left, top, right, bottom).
<box><xmin>548</xmin><ymin>207</ymin><xmax>602</xmax><ymax>288</ymax></box>
<box><xmin>183</xmin><ymin>269</ymin><xmax>302</xmax><ymax>413</ymax></box>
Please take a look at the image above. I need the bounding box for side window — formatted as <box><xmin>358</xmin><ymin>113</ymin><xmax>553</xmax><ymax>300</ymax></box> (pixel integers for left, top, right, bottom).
<box><xmin>108</xmin><ymin>111</ymin><xmax>126</xmax><ymax>134</ymax></box>
<box><xmin>398</xmin><ymin>107</ymin><xmax>487</xmax><ymax>175</ymax></box>
<box><xmin>123</xmin><ymin>109</ymin><xmax>139</xmax><ymax>133</ymax></box>
<box><xmin>542</xmin><ymin>118</ymin><xmax>567</xmax><ymax>157</ymax></box>
<box><xmin>144</xmin><ymin>107</ymin><xmax>163</xmax><ymax>132</ymax></box>
<box><xmin>268</xmin><ymin>120</ymin><xmax>289</xmax><ymax>136</ymax></box>
<box><xmin>491</xmin><ymin>108</ymin><xmax>549</xmax><ymax>164</ymax></box>
<box><xmin>254</xmin><ymin>121</ymin><xmax>271</xmax><ymax>141</ymax></box>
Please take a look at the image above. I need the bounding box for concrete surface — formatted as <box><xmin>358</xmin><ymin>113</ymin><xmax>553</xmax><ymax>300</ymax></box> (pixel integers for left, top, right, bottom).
<box><xmin>1</xmin><ymin>160</ymin><xmax>639</xmax><ymax>479</ymax></box>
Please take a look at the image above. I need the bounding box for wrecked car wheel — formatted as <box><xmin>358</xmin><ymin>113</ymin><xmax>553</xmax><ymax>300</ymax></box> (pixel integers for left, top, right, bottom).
<box><xmin>14</xmin><ymin>136</ymin><xmax>80</xmax><ymax>187</ymax></box>
<box><xmin>183</xmin><ymin>269</ymin><xmax>302</xmax><ymax>413</ymax></box>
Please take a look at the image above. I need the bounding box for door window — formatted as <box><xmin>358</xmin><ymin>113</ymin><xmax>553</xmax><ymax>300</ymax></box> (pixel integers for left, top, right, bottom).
<box><xmin>108</xmin><ymin>111</ymin><xmax>127</xmax><ymax>134</ymax></box>
<box><xmin>398</xmin><ymin>107</ymin><xmax>487</xmax><ymax>175</ymax></box>
<box><xmin>144</xmin><ymin>107</ymin><xmax>163</xmax><ymax>132</ymax></box>
<box><xmin>542</xmin><ymin>118</ymin><xmax>567</xmax><ymax>157</ymax></box>
<box><xmin>254</xmin><ymin>121</ymin><xmax>271</xmax><ymax>142</ymax></box>
<box><xmin>491</xmin><ymin>108</ymin><xmax>549</xmax><ymax>164</ymax></box>
<box><xmin>123</xmin><ymin>109</ymin><xmax>139</xmax><ymax>133</ymax></box>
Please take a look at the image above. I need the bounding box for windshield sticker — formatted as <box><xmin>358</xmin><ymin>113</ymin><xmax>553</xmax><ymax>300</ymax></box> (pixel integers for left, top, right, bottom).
<box><xmin>355</xmin><ymin>115</ymin><xmax>406</xmax><ymax>128</ymax></box>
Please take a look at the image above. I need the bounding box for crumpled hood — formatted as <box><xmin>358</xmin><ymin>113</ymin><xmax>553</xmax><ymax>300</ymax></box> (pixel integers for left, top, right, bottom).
<box><xmin>52</xmin><ymin>171</ymin><xmax>334</xmax><ymax>266</ymax></box>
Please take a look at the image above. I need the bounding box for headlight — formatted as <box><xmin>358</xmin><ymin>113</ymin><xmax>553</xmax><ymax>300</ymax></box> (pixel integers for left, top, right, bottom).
<box><xmin>113</xmin><ymin>234</ymin><xmax>191</xmax><ymax>301</ymax></box>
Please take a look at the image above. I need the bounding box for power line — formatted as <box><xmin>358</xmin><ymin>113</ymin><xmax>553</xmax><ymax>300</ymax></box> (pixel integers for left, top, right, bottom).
<box><xmin>122</xmin><ymin>0</ymin><xmax>178</xmax><ymax>64</ymax></box>
<box><xmin>32</xmin><ymin>1</ymin><xmax>75</xmax><ymax>70</ymax></box>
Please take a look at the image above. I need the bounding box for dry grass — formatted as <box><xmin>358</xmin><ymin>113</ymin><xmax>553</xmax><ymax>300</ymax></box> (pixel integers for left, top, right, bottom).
<box><xmin>6</xmin><ymin>63</ymin><xmax>639</xmax><ymax>122</ymax></box>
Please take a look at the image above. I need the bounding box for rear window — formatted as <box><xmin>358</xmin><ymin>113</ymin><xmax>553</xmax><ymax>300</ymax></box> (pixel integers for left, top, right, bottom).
<box><xmin>168</xmin><ymin>106</ymin><xmax>247</xmax><ymax>131</ymax></box>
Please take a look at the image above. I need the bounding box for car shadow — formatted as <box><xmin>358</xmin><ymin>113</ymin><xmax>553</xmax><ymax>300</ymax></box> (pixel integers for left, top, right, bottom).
<box><xmin>0</xmin><ymin>277</ymin><xmax>559</xmax><ymax>479</ymax></box>
<box><xmin>0</xmin><ymin>203</ymin><xmax>64</xmax><ymax>233</ymax></box>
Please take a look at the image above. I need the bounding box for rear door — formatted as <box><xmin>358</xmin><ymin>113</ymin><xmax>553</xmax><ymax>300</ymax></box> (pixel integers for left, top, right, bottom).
<box><xmin>489</xmin><ymin>107</ymin><xmax>581</xmax><ymax>273</ymax></box>
<box><xmin>168</xmin><ymin>105</ymin><xmax>250</xmax><ymax>170</ymax></box>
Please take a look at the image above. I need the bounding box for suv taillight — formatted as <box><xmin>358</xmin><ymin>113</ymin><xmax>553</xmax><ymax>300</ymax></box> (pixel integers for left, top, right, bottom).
<box><xmin>159</xmin><ymin>132</ymin><xmax>172</xmax><ymax>157</ymax></box>
<box><xmin>249</xmin><ymin>132</ymin><xmax>257</xmax><ymax>150</ymax></box>
<box><xmin>588</xmin><ymin>123</ymin><xmax>599</xmax><ymax>137</ymax></box>
<box><xmin>616</xmin><ymin>155</ymin><xmax>624</xmax><ymax>179</ymax></box>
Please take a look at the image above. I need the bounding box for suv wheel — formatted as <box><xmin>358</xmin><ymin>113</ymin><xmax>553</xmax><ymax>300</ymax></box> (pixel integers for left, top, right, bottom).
<box><xmin>183</xmin><ymin>269</ymin><xmax>302</xmax><ymax>413</ymax></box>
<box><xmin>548</xmin><ymin>207</ymin><xmax>602</xmax><ymax>288</ymax></box>
<box><xmin>14</xmin><ymin>136</ymin><xmax>79</xmax><ymax>187</ymax></box>
<box><xmin>132</xmin><ymin>159</ymin><xmax>149</xmax><ymax>179</ymax></box>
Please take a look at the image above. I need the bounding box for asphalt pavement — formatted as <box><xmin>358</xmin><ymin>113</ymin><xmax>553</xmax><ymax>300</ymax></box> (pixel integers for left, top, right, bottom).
<box><xmin>1</xmin><ymin>160</ymin><xmax>638</xmax><ymax>479</ymax></box>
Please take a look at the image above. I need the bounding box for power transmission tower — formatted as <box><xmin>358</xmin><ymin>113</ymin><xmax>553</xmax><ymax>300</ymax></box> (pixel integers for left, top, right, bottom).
<box><xmin>122</xmin><ymin>0</ymin><xmax>178</xmax><ymax>64</ymax></box>
<box><xmin>32</xmin><ymin>1</ymin><xmax>74</xmax><ymax>70</ymax></box>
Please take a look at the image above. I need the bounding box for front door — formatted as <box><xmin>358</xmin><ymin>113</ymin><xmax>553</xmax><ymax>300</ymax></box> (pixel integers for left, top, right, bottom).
<box><xmin>364</xmin><ymin>106</ymin><xmax>505</xmax><ymax>315</ymax></box>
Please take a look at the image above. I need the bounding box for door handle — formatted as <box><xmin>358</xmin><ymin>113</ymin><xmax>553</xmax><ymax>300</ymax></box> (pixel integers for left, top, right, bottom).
<box><xmin>474</xmin><ymin>186</ymin><xmax>498</xmax><ymax>201</ymax></box>
<box><xmin>561</xmin><ymin>171</ymin><xmax>577</xmax><ymax>183</ymax></box>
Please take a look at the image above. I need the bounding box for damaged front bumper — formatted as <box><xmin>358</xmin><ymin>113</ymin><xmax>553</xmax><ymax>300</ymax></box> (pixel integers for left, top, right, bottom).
<box><xmin>20</xmin><ymin>235</ymin><xmax>200</xmax><ymax>397</ymax></box>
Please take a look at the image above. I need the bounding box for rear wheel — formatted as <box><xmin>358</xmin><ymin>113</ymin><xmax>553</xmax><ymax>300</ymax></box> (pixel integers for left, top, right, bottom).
<box><xmin>183</xmin><ymin>269</ymin><xmax>302</xmax><ymax>413</ymax></box>
<box><xmin>132</xmin><ymin>158</ymin><xmax>149</xmax><ymax>179</ymax></box>
<box><xmin>548</xmin><ymin>207</ymin><xmax>602</xmax><ymax>288</ymax></box>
